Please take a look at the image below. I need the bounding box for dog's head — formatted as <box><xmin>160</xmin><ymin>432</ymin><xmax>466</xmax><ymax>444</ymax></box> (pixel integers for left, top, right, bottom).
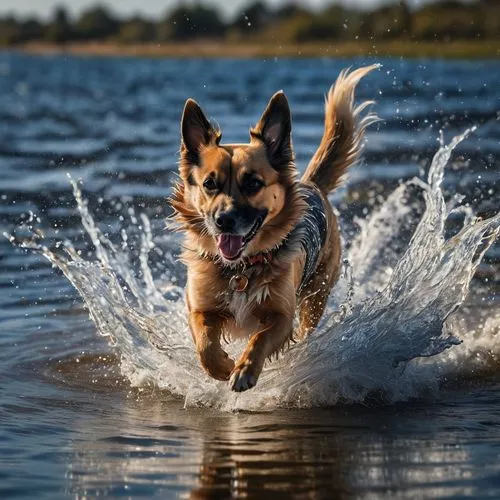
<box><xmin>170</xmin><ymin>92</ymin><xmax>305</xmax><ymax>264</ymax></box>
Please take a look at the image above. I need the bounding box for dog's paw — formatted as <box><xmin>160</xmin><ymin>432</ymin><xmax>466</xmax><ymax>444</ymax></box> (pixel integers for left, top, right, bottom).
<box><xmin>229</xmin><ymin>365</ymin><xmax>257</xmax><ymax>392</ymax></box>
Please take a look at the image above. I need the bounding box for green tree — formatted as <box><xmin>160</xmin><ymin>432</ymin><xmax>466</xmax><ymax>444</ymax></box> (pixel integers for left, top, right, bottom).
<box><xmin>412</xmin><ymin>0</ymin><xmax>483</xmax><ymax>40</ymax></box>
<box><xmin>477</xmin><ymin>0</ymin><xmax>500</xmax><ymax>39</ymax></box>
<box><xmin>45</xmin><ymin>5</ymin><xmax>73</xmax><ymax>43</ymax></box>
<box><xmin>0</xmin><ymin>16</ymin><xmax>22</xmax><ymax>45</ymax></box>
<box><xmin>273</xmin><ymin>3</ymin><xmax>311</xmax><ymax>21</ymax></box>
<box><xmin>231</xmin><ymin>1</ymin><xmax>271</xmax><ymax>35</ymax></box>
<box><xmin>157</xmin><ymin>4</ymin><xmax>225</xmax><ymax>41</ymax></box>
<box><xmin>289</xmin><ymin>5</ymin><xmax>346</xmax><ymax>41</ymax></box>
<box><xmin>119</xmin><ymin>16</ymin><xmax>155</xmax><ymax>43</ymax></box>
<box><xmin>75</xmin><ymin>5</ymin><xmax>119</xmax><ymax>40</ymax></box>
<box><xmin>364</xmin><ymin>1</ymin><xmax>411</xmax><ymax>40</ymax></box>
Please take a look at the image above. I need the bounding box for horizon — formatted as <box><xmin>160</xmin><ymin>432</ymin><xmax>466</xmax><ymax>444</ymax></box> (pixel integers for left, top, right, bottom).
<box><xmin>0</xmin><ymin>0</ymin><xmax>469</xmax><ymax>21</ymax></box>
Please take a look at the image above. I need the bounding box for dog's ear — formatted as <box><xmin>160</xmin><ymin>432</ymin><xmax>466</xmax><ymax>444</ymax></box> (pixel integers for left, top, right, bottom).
<box><xmin>251</xmin><ymin>91</ymin><xmax>293</xmax><ymax>169</ymax></box>
<box><xmin>181</xmin><ymin>99</ymin><xmax>219</xmax><ymax>163</ymax></box>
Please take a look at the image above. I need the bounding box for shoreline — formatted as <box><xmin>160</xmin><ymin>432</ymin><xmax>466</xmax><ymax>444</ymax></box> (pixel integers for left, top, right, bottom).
<box><xmin>11</xmin><ymin>40</ymin><xmax>500</xmax><ymax>59</ymax></box>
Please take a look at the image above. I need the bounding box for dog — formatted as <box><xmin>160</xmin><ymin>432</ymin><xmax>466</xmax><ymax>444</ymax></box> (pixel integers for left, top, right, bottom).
<box><xmin>170</xmin><ymin>65</ymin><xmax>377</xmax><ymax>392</ymax></box>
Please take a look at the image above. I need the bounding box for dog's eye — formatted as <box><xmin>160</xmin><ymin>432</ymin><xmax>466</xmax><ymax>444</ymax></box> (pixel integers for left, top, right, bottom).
<box><xmin>203</xmin><ymin>177</ymin><xmax>218</xmax><ymax>192</ymax></box>
<box><xmin>243</xmin><ymin>177</ymin><xmax>264</xmax><ymax>195</ymax></box>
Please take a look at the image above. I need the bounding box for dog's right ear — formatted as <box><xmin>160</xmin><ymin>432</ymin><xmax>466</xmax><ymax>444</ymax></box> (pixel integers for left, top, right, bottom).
<box><xmin>251</xmin><ymin>91</ymin><xmax>293</xmax><ymax>171</ymax></box>
<box><xmin>181</xmin><ymin>99</ymin><xmax>219</xmax><ymax>164</ymax></box>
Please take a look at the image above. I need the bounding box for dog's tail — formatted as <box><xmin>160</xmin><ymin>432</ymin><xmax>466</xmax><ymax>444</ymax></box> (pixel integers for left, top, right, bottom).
<box><xmin>301</xmin><ymin>65</ymin><xmax>379</xmax><ymax>195</ymax></box>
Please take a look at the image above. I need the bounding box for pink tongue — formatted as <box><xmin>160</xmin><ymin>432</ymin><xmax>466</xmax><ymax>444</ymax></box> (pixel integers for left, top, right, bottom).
<box><xmin>217</xmin><ymin>234</ymin><xmax>244</xmax><ymax>259</ymax></box>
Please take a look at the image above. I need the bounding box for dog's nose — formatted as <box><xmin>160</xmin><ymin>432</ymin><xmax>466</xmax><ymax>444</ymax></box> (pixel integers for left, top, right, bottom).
<box><xmin>215</xmin><ymin>213</ymin><xmax>236</xmax><ymax>232</ymax></box>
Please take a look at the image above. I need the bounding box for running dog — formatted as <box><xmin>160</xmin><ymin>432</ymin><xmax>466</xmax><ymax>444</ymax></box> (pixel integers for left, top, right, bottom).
<box><xmin>170</xmin><ymin>65</ymin><xmax>377</xmax><ymax>392</ymax></box>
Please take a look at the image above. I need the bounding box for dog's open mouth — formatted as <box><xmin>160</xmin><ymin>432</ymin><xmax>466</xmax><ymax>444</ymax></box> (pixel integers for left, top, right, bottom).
<box><xmin>217</xmin><ymin>217</ymin><xmax>263</xmax><ymax>261</ymax></box>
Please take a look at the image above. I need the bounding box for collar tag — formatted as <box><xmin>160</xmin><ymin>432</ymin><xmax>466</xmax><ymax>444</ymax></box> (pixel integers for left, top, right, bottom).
<box><xmin>229</xmin><ymin>274</ymin><xmax>249</xmax><ymax>293</ymax></box>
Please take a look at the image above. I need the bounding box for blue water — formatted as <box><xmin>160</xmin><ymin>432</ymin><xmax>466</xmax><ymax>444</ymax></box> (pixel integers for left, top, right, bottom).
<box><xmin>0</xmin><ymin>53</ymin><xmax>499</xmax><ymax>498</ymax></box>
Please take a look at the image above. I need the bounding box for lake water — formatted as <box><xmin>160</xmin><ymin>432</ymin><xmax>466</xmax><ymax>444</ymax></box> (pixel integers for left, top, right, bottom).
<box><xmin>0</xmin><ymin>53</ymin><xmax>499</xmax><ymax>498</ymax></box>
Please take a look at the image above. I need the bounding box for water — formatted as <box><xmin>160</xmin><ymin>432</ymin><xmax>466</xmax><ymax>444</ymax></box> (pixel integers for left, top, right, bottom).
<box><xmin>1</xmin><ymin>53</ymin><xmax>499</xmax><ymax>498</ymax></box>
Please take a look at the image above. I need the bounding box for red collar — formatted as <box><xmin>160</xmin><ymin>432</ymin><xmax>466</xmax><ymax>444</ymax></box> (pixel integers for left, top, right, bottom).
<box><xmin>228</xmin><ymin>250</ymin><xmax>273</xmax><ymax>293</ymax></box>
<box><xmin>244</xmin><ymin>250</ymin><xmax>273</xmax><ymax>267</ymax></box>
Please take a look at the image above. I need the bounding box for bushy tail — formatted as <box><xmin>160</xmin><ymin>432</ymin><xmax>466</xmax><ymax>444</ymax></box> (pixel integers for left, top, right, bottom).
<box><xmin>301</xmin><ymin>65</ymin><xmax>379</xmax><ymax>194</ymax></box>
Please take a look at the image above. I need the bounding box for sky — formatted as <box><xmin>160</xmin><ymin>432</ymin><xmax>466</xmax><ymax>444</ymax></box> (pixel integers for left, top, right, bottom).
<box><xmin>1</xmin><ymin>0</ymin><xmax>442</xmax><ymax>21</ymax></box>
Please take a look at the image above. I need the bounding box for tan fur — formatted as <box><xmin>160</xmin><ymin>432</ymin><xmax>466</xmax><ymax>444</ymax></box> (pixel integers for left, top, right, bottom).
<box><xmin>302</xmin><ymin>64</ymin><xmax>379</xmax><ymax>194</ymax></box>
<box><xmin>169</xmin><ymin>66</ymin><xmax>377</xmax><ymax>391</ymax></box>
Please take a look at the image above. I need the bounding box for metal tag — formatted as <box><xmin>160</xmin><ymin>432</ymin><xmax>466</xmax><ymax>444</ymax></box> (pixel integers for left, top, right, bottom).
<box><xmin>229</xmin><ymin>274</ymin><xmax>248</xmax><ymax>292</ymax></box>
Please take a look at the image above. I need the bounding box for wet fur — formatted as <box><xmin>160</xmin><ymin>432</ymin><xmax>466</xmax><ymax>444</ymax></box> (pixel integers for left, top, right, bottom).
<box><xmin>170</xmin><ymin>65</ymin><xmax>378</xmax><ymax>392</ymax></box>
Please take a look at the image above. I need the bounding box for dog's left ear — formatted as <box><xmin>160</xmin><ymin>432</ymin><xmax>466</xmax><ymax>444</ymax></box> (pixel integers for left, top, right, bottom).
<box><xmin>252</xmin><ymin>91</ymin><xmax>293</xmax><ymax>169</ymax></box>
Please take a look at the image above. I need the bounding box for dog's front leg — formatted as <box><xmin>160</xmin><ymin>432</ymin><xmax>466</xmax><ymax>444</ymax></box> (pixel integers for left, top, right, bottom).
<box><xmin>189</xmin><ymin>311</ymin><xmax>235</xmax><ymax>381</ymax></box>
<box><xmin>230</xmin><ymin>312</ymin><xmax>293</xmax><ymax>392</ymax></box>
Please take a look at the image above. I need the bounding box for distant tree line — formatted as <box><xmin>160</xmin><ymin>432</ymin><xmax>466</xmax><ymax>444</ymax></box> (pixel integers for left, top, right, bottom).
<box><xmin>0</xmin><ymin>0</ymin><xmax>498</xmax><ymax>46</ymax></box>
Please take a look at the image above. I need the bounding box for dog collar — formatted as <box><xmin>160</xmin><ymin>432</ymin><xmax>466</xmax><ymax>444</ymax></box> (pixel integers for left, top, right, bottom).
<box><xmin>244</xmin><ymin>250</ymin><xmax>273</xmax><ymax>267</ymax></box>
<box><xmin>228</xmin><ymin>250</ymin><xmax>273</xmax><ymax>293</ymax></box>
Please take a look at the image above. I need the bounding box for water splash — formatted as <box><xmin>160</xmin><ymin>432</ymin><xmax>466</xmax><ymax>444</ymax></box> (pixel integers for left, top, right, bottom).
<box><xmin>6</xmin><ymin>129</ymin><xmax>500</xmax><ymax>410</ymax></box>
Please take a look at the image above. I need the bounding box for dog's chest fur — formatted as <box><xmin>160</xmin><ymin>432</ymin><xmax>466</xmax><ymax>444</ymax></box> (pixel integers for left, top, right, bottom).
<box><xmin>224</xmin><ymin>278</ymin><xmax>271</xmax><ymax>334</ymax></box>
